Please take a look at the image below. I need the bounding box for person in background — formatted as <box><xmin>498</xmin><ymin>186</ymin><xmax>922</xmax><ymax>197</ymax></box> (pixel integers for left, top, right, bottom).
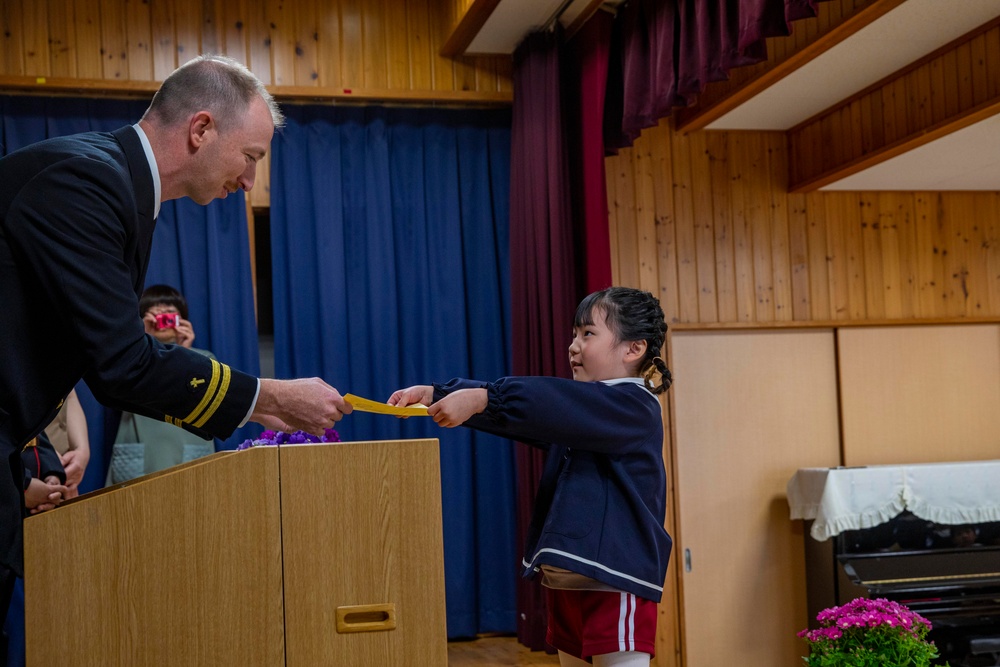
<box><xmin>41</xmin><ymin>388</ymin><xmax>89</xmax><ymax>499</ymax></box>
<box><xmin>20</xmin><ymin>434</ymin><xmax>68</xmax><ymax>516</ymax></box>
<box><xmin>107</xmin><ymin>285</ymin><xmax>220</xmax><ymax>485</ymax></box>
<box><xmin>0</xmin><ymin>54</ymin><xmax>352</xmax><ymax>641</ymax></box>
<box><xmin>389</xmin><ymin>287</ymin><xmax>673</xmax><ymax>667</ymax></box>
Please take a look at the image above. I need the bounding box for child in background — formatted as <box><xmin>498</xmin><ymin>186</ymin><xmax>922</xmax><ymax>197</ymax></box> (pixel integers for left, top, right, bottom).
<box><xmin>389</xmin><ymin>286</ymin><xmax>672</xmax><ymax>667</ymax></box>
<box><xmin>21</xmin><ymin>433</ymin><xmax>68</xmax><ymax>514</ymax></box>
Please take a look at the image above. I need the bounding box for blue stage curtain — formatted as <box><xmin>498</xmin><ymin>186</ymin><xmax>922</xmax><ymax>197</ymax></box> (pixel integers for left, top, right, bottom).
<box><xmin>269</xmin><ymin>105</ymin><xmax>516</xmax><ymax>637</ymax></box>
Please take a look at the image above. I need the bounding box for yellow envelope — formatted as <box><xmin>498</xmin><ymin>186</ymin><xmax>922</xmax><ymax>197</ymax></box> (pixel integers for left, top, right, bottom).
<box><xmin>344</xmin><ymin>393</ymin><xmax>429</xmax><ymax>417</ymax></box>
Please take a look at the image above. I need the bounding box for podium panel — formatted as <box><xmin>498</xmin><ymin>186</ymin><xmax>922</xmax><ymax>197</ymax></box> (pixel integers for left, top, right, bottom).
<box><xmin>280</xmin><ymin>440</ymin><xmax>448</xmax><ymax>666</ymax></box>
<box><xmin>22</xmin><ymin>439</ymin><xmax>446</xmax><ymax>666</ymax></box>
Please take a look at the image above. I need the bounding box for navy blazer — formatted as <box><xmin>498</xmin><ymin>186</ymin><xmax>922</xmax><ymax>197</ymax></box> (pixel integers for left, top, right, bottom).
<box><xmin>0</xmin><ymin>126</ymin><xmax>257</xmax><ymax>574</ymax></box>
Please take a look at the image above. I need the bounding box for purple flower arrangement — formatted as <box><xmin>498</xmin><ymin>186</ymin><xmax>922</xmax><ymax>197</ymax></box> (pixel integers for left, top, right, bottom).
<box><xmin>799</xmin><ymin>597</ymin><xmax>948</xmax><ymax>666</ymax></box>
<box><xmin>236</xmin><ymin>428</ymin><xmax>341</xmax><ymax>451</ymax></box>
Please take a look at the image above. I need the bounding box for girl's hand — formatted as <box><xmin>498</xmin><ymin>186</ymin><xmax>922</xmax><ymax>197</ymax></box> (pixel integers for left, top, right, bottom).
<box><xmin>387</xmin><ymin>385</ymin><xmax>434</xmax><ymax>413</ymax></box>
<box><xmin>25</xmin><ymin>478</ymin><xmax>68</xmax><ymax>513</ymax></box>
<box><xmin>428</xmin><ymin>388</ymin><xmax>487</xmax><ymax>428</ymax></box>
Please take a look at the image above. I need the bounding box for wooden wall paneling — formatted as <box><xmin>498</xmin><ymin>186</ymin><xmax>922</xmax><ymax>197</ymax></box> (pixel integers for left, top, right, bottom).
<box><xmin>970</xmin><ymin>32</ymin><xmax>988</xmax><ymax>106</ymax></box>
<box><xmin>247</xmin><ymin>0</ymin><xmax>273</xmax><ymax>85</ymax></box>
<box><xmin>940</xmin><ymin>195</ymin><xmax>969</xmax><ymax>318</ymax></box>
<box><xmin>824</xmin><ymin>194</ymin><xmax>850</xmax><ymax>320</ymax></box>
<box><xmin>987</xmin><ymin>25</ymin><xmax>1000</xmax><ymax>100</ymax></box>
<box><xmin>912</xmin><ymin>193</ymin><xmax>939</xmax><ymax>317</ymax></box>
<box><xmin>912</xmin><ymin>59</ymin><xmax>932</xmax><ymax>130</ymax></box>
<box><xmin>669</xmin><ymin>128</ymin><xmax>699</xmax><ymax>322</ymax></box>
<box><xmin>649</xmin><ymin>123</ymin><xmax>680</xmax><ymax>323</ymax></box>
<box><xmin>956</xmin><ymin>40</ymin><xmax>974</xmax><ymax>110</ymax></box>
<box><xmin>928</xmin><ymin>53</ymin><xmax>946</xmax><ymax>125</ymax></box>
<box><xmin>315</xmin><ymin>0</ymin><xmax>342</xmax><ymax>90</ymax></box>
<box><xmin>982</xmin><ymin>195</ymin><xmax>1000</xmax><ymax>311</ymax></box>
<box><xmin>859</xmin><ymin>194</ymin><xmax>885</xmax><ymax>318</ymax></box>
<box><xmin>268</xmin><ymin>0</ymin><xmax>295</xmax><ymax>86</ymax></box>
<box><xmin>878</xmin><ymin>193</ymin><xmax>907</xmax><ymax>319</ymax></box>
<box><xmin>172</xmin><ymin>0</ymin><xmax>200</xmax><ymax>67</ymax></box>
<box><xmin>22</xmin><ymin>0</ymin><xmax>51</xmax><ymax>77</ymax></box>
<box><xmin>744</xmin><ymin>133</ymin><xmax>775</xmax><ymax>322</ymax></box>
<box><xmin>199</xmin><ymin>0</ymin><xmax>222</xmax><ymax>58</ymax></box>
<box><xmin>430</xmin><ymin>0</ymin><xmax>457</xmax><ymax>93</ymax></box>
<box><xmin>405</xmin><ymin>0</ymin><xmax>433</xmax><ymax>90</ymax></box>
<box><xmin>671</xmin><ymin>329</ymin><xmax>841</xmax><ymax>667</ymax></box>
<box><xmin>838</xmin><ymin>325</ymin><xmax>1000</xmax><ymax>465</ymax></box>
<box><xmin>707</xmin><ymin>132</ymin><xmax>737</xmax><ymax>322</ymax></box>
<box><xmin>338</xmin><ymin>0</ymin><xmax>363</xmax><ymax>89</ymax></box>
<box><xmin>221</xmin><ymin>0</ymin><xmax>250</xmax><ymax>68</ymax></box>
<box><xmin>633</xmin><ymin>127</ymin><xmax>660</xmax><ymax>295</ymax></box>
<box><xmin>787</xmin><ymin>192</ymin><xmax>811</xmax><ymax>321</ymax></box>
<box><xmin>688</xmin><ymin>131</ymin><xmax>719</xmax><ymax>322</ymax></box>
<box><xmin>605</xmin><ymin>151</ymin><xmax>621</xmax><ymax>284</ymax></box>
<box><xmin>151</xmin><ymin>0</ymin><xmax>177</xmax><ymax>81</ymax></box>
<box><xmin>98</xmin><ymin>0</ymin><xmax>126</xmax><ymax>79</ymax></box>
<box><xmin>804</xmin><ymin>193</ymin><xmax>831</xmax><ymax>320</ymax></box>
<box><xmin>46</xmin><ymin>0</ymin><xmax>76</xmax><ymax>78</ymax></box>
<box><xmin>124</xmin><ymin>0</ymin><xmax>152</xmax><ymax>81</ymax></box>
<box><xmin>385</xmin><ymin>0</ymin><xmax>412</xmax><ymax>89</ymax></box>
<box><xmin>0</xmin><ymin>1</ymin><xmax>25</xmax><ymax>77</ymax></box>
<box><xmin>727</xmin><ymin>133</ymin><xmax>756</xmax><ymax>322</ymax></box>
<box><xmin>291</xmin><ymin>0</ymin><xmax>319</xmax><ymax>87</ymax></box>
<box><xmin>766</xmin><ymin>132</ymin><xmax>793</xmax><ymax>321</ymax></box>
<box><xmin>613</xmin><ymin>137</ymin><xmax>641</xmax><ymax>290</ymax></box>
<box><xmin>842</xmin><ymin>192</ymin><xmax>867</xmax><ymax>319</ymax></box>
<box><xmin>362</xmin><ymin>0</ymin><xmax>389</xmax><ymax>89</ymax></box>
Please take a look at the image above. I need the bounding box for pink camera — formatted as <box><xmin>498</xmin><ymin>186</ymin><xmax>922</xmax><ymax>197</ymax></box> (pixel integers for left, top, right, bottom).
<box><xmin>154</xmin><ymin>312</ymin><xmax>178</xmax><ymax>330</ymax></box>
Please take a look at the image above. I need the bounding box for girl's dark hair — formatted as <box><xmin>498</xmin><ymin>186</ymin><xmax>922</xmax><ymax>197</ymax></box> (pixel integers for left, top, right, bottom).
<box><xmin>139</xmin><ymin>284</ymin><xmax>188</xmax><ymax>320</ymax></box>
<box><xmin>574</xmin><ymin>286</ymin><xmax>672</xmax><ymax>394</ymax></box>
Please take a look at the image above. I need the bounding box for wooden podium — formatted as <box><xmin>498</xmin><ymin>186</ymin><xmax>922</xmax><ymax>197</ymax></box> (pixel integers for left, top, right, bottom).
<box><xmin>23</xmin><ymin>439</ymin><xmax>448</xmax><ymax>666</ymax></box>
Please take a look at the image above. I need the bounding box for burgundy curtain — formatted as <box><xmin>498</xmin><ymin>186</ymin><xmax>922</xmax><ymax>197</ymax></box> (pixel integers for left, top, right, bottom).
<box><xmin>509</xmin><ymin>28</ymin><xmax>577</xmax><ymax>651</ymax></box>
<box><xmin>565</xmin><ymin>11</ymin><xmax>615</xmax><ymax>294</ymax></box>
<box><xmin>606</xmin><ymin>0</ymin><xmax>830</xmax><ymax>150</ymax></box>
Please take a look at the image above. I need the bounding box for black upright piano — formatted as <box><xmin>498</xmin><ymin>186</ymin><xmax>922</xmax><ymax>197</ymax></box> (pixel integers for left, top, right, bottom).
<box><xmin>804</xmin><ymin>511</ymin><xmax>1000</xmax><ymax>666</ymax></box>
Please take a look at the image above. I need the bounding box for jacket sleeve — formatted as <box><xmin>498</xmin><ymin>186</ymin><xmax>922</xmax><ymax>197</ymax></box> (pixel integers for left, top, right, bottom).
<box><xmin>434</xmin><ymin>376</ymin><xmax>661</xmax><ymax>455</ymax></box>
<box><xmin>21</xmin><ymin>433</ymin><xmax>66</xmax><ymax>486</ymax></box>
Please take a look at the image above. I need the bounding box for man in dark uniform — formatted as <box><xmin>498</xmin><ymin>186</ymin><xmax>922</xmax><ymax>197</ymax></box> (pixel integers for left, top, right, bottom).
<box><xmin>0</xmin><ymin>54</ymin><xmax>352</xmax><ymax>638</ymax></box>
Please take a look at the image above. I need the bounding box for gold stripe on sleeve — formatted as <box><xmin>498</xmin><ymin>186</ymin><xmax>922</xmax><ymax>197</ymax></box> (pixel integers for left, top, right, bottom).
<box><xmin>193</xmin><ymin>362</ymin><xmax>231</xmax><ymax>428</ymax></box>
<box><xmin>183</xmin><ymin>358</ymin><xmax>221</xmax><ymax>423</ymax></box>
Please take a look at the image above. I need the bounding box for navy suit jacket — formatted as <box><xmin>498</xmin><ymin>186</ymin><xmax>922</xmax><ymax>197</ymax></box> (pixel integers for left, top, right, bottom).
<box><xmin>0</xmin><ymin>126</ymin><xmax>257</xmax><ymax>574</ymax></box>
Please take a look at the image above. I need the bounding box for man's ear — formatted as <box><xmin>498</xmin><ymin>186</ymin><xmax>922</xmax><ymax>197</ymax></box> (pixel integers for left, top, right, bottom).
<box><xmin>189</xmin><ymin>111</ymin><xmax>214</xmax><ymax>148</ymax></box>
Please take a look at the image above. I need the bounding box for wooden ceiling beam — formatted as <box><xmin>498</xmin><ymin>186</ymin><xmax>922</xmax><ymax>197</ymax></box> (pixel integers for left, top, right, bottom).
<box><xmin>788</xmin><ymin>16</ymin><xmax>1000</xmax><ymax>192</ymax></box>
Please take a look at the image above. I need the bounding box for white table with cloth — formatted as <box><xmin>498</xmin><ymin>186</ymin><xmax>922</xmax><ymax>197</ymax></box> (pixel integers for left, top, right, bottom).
<box><xmin>786</xmin><ymin>460</ymin><xmax>1000</xmax><ymax>542</ymax></box>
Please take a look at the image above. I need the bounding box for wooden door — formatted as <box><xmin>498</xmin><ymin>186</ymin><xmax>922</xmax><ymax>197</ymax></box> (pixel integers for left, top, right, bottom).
<box><xmin>670</xmin><ymin>330</ymin><xmax>840</xmax><ymax>667</ymax></box>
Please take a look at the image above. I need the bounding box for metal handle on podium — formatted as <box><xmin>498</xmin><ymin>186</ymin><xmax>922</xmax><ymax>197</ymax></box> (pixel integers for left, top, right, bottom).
<box><xmin>335</xmin><ymin>603</ymin><xmax>397</xmax><ymax>633</ymax></box>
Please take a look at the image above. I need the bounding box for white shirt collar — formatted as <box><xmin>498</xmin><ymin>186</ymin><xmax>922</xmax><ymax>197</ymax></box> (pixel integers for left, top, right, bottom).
<box><xmin>132</xmin><ymin>123</ymin><xmax>161</xmax><ymax>220</ymax></box>
<box><xmin>600</xmin><ymin>376</ymin><xmax>657</xmax><ymax>399</ymax></box>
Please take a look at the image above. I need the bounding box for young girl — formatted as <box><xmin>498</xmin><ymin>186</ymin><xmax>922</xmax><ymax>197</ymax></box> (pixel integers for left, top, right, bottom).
<box><xmin>388</xmin><ymin>286</ymin><xmax>672</xmax><ymax>667</ymax></box>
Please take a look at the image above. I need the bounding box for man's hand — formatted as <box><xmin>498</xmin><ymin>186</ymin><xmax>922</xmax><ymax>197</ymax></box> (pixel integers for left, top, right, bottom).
<box><xmin>428</xmin><ymin>388</ymin><xmax>487</xmax><ymax>428</ymax></box>
<box><xmin>252</xmin><ymin>378</ymin><xmax>352</xmax><ymax>435</ymax></box>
